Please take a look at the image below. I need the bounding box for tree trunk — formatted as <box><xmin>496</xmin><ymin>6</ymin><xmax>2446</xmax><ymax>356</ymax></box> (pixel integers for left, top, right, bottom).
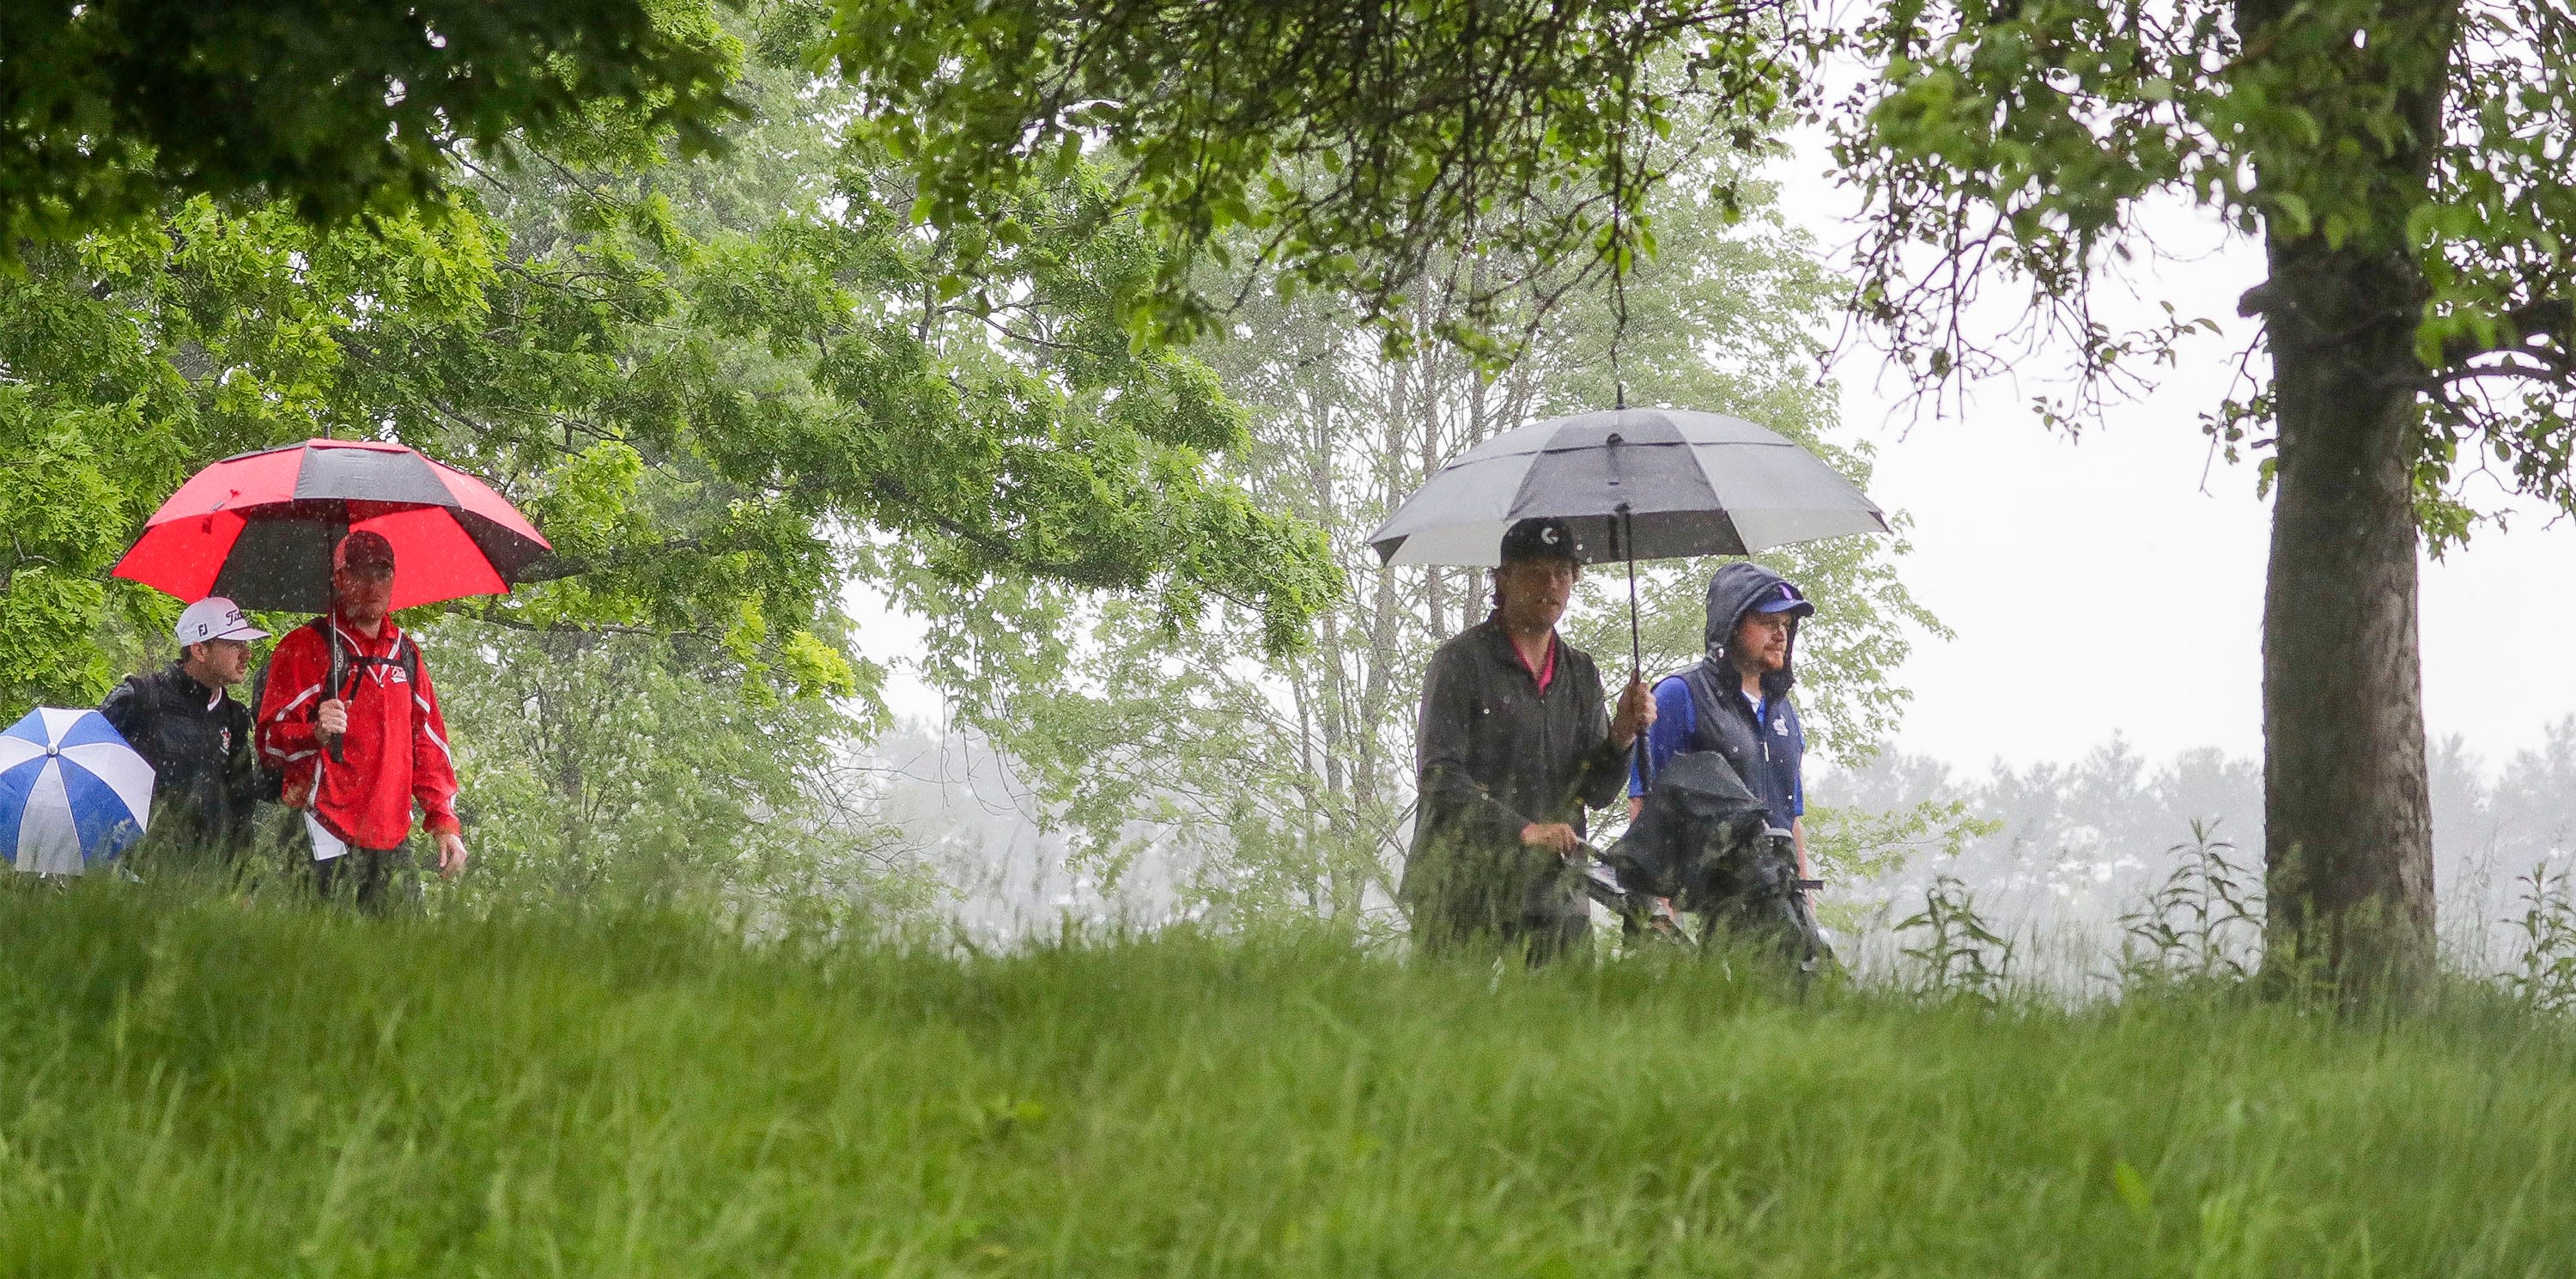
<box><xmin>2258</xmin><ymin>245</ymin><xmax>2437</xmax><ymax>1002</ymax></box>
<box><xmin>2244</xmin><ymin>0</ymin><xmax>2460</xmax><ymax>1003</ymax></box>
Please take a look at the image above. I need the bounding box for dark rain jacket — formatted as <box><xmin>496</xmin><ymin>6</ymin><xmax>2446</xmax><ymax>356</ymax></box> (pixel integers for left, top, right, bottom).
<box><xmin>97</xmin><ymin>663</ymin><xmax>259</xmax><ymax>862</ymax></box>
<box><xmin>1401</xmin><ymin>618</ymin><xmax>1631</xmax><ymax>945</ymax></box>
<box><xmin>1637</xmin><ymin>561</ymin><xmax>1807</xmax><ymax>828</ymax></box>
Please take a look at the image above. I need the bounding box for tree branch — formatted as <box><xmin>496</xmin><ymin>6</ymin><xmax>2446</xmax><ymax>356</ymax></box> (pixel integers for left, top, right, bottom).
<box><xmin>2437</xmin><ymin>297</ymin><xmax>2574</xmax><ymax>368</ymax></box>
<box><xmin>465</xmin><ymin>613</ymin><xmax>670</xmax><ymax>637</ymax></box>
<box><xmin>2427</xmin><ymin>353</ymin><xmax>2574</xmax><ymax>389</ymax></box>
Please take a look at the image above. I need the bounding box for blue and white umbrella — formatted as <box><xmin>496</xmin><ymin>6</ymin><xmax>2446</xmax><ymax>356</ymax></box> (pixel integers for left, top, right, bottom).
<box><xmin>0</xmin><ymin>708</ymin><xmax>155</xmax><ymax>875</ymax></box>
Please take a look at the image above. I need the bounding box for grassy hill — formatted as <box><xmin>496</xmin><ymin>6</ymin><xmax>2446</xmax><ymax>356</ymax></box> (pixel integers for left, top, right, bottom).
<box><xmin>4</xmin><ymin>883</ymin><xmax>2574</xmax><ymax>1276</ymax></box>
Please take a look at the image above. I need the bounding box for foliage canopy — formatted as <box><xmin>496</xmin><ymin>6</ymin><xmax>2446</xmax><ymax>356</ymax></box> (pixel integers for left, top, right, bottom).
<box><xmin>0</xmin><ymin>0</ymin><xmax>750</xmax><ymax>253</ymax></box>
<box><xmin>0</xmin><ymin>23</ymin><xmax>1338</xmax><ymax>907</ymax></box>
<box><xmin>820</xmin><ymin>0</ymin><xmax>1797</xmax><ymax>349</ymax></box>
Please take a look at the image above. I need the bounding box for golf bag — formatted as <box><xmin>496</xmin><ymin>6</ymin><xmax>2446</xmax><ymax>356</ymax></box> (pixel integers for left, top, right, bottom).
<box><xmin>1595</xmin><ymin>751</ymin><xmax>1831</xmax><ymax>972</ymax></box>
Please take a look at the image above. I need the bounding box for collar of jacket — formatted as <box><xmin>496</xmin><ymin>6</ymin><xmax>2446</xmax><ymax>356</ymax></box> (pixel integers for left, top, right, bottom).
<box><xmin>328</xmin><ymin>614</ymin><xmax>404</xmax><ymax>655</ymax></box>
<box><xmin>1477</xmin><ymin>614</ymin><xmax>1562</xmax><ymax>689</ymax></box>
<box><xmin>161</xmin><ymin>661</ymin><xmax>231</xmax><ymax>708</ymax></box>
<box><xmin>1700</xmin><ymin>625</ymin><xmax>1796</xmax><ymax>703</ymax></box>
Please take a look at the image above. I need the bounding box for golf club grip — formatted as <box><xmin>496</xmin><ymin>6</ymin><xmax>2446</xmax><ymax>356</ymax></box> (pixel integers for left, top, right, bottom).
<box><xmin>324</xmin><ymin>729</ymin><xmax>345</xmax><ymax>764</ymax></box>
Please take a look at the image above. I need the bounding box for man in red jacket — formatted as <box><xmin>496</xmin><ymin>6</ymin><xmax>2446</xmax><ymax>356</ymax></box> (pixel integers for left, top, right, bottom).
<box><xmin>255</xmin><ymin>530</ymin><xmax>469</xmax><ymax>912</ymax></box>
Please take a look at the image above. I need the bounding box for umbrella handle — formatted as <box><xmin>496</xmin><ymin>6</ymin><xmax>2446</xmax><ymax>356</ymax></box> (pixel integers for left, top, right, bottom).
<box><xmin>1624</xmin><ymin>509</ymin><xmax>1641</xmax><ymax>676</ymax></box>
<box><xmin>1620</xmin><ymin>503</ymin><xmax>1655</xmax><ymax>792</ymax></box>
<box><xmin>321</xmin><ymin>582</ymin><xmax>349</xmax><ymax>766</ymax></box>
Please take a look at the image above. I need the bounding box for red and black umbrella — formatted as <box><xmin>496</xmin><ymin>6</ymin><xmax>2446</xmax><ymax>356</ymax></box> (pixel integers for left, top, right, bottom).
<box><xmin>113</xmin><ymin>439</ymin><xmax>560</xmax><ymax>612</ymax></box>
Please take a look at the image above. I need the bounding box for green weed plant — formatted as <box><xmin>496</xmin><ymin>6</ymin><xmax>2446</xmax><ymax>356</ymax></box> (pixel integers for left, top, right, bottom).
<box><xmin>2506</xmin><ymin>858</ymin><xmax>2576</xmax><ymax>1013</ymax></box>
<box><xmin>2116</xmin><ymin>820</ymin><xmax>2266</xmax><ymax>990</ymax></box>
<box><xmin>1894</xmin><ymin>873</ymin><xmax>2015</xmax><ymax>1003</ymax></box>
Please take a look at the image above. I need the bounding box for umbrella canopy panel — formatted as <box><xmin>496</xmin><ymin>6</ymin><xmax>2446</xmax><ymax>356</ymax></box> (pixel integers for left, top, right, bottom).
<box><xmin>1367</xmin><ymin>409</ymin><xmax>1890</xmax><ymax>566</ymax></box>
<box><xmin>114</xmin><ymin>439</ymin><xmax>556</xmax><ymax>612</ymax></box>
<box><xmin>0</xmin><ymin>708</ymin><xmax>154</xmax><ymax>875</ymax></box>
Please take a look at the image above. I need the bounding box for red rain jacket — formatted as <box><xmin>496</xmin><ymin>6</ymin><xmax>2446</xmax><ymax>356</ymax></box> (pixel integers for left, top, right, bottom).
<box><xmin>256</xmin><ymin>616</ymin><xmax>463</xmax><ymax>850</ymax></box>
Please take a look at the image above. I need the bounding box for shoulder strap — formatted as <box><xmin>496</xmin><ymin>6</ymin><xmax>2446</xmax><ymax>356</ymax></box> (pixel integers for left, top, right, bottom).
<box><xmin>342</xmin><ymin>632</ymin><xmax>422</xmax><ymax>693</ymax></box>
<box><xmin>1680</xmin><ymin>665</ymin><xmax>1732</xmax><ymax>752</ymax></box>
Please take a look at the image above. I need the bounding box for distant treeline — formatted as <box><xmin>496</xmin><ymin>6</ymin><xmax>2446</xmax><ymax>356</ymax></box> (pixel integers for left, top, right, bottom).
<box><xmin>1818</xmin><ymin>722</ymin><xmax>2576</xmax><ymax>971</ymax></box>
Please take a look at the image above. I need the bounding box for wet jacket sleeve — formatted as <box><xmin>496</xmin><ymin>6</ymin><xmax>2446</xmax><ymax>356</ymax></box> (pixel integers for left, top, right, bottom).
<box><xmin>406</xmin><ymin>650</ymin><xmax>463</xmax><ymax>837</ymax></box>
<box><xmin>1415</xmin><ymin>648</ymin><xmax>1533</xmax><ymax>844</ymax></box>
<box><xmin>1627</xmin><ymin>678</ymin><xmax>1697</xmax><ymax>797</ymax></box>
<box><xmin>257</xmin><ymin>628</ymin><xmax>329</xmax><ymax>764</ymax></box>
<box><xmin>97</xmin><ymin>677</ymin><xmax>152</xmax><ymax>757</ymax></box>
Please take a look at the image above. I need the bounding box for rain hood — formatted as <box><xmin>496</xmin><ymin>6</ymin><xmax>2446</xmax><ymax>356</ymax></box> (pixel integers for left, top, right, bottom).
<box><xmin>1701</xmin><ymin>561</ymin><xmax>1802</xmax><ymax>699</ymax></box>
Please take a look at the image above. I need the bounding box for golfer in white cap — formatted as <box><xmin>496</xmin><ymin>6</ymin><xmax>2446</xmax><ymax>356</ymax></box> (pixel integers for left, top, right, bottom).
<box><xmin>96</xmin><ymin>597</ymin><xmax>270</xmax><ymax>869</ymax></box>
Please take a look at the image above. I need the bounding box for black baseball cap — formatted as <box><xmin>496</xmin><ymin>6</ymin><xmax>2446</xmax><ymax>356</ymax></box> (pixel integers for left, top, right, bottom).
<box><xmin>1498</xmin><ymin>517</ymin><xmax>1582</xmax><ymax>564</ymax></box>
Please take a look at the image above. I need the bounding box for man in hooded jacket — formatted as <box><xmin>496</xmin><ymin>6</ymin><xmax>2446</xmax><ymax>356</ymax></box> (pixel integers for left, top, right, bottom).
<box><xmin>1401</xmin><ymin>517</ymin><xmax>1656</xmax><ymax>965</ymax></box>
<box><xmin>1628</xmin><ymin>562</ymin><xmax>1816</xmax><ymax>886</ymax></box>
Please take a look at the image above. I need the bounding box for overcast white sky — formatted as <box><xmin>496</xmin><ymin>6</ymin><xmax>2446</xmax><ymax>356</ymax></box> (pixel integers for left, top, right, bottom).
<box><xmin>1769</xmin><ymin>142</ymin><xmax>2576</xmax><ymax>771</ymax></box>
<box><xmin>1847</xmin><ymin>338</ymin><xmax>2576</xmax><ymax>771</ymax></box>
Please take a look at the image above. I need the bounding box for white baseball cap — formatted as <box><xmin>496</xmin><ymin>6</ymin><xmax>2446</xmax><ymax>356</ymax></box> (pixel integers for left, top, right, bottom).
<box><xmin>176</xmin><ymin>597</ymin><xmax>270</xmax><ymax>646</ymax></box>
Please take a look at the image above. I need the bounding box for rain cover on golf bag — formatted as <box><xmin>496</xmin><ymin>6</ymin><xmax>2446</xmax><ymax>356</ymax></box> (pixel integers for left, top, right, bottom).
<box><xmin>1605</xmin><ymin>752</ymin><xmax>1828</xmax><ymax>967</ymax></box>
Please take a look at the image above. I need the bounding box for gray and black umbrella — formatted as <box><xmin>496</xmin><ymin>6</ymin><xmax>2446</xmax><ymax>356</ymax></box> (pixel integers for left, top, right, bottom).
<box><xmin>1366</xmin><ymin>407</ymin><xmax>1888</xmax><ymax>568</ymax></box>
<box><xmin>1366</xmin><ymin>406</ymin><xmax>1890</xmax><ymax>672</ymax></box>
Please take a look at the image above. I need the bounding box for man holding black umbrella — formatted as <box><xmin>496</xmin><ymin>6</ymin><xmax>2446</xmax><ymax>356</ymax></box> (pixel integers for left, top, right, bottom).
<box><xmin>255</xmin><ymin>531</ymin><xmax>467</xmax><ymax>913</ymax></box>
<box><xmin>1400</xmin><ymin>517</ymin><xmax>1656</xmax><ymax>965</ymax></box>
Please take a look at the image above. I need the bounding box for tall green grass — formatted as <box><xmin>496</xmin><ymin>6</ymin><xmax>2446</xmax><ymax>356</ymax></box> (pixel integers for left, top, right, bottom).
<box><xmin>4</xmin><ymin>881</ymin><xmax>2575</xmax><ymax>1276</ymax></box>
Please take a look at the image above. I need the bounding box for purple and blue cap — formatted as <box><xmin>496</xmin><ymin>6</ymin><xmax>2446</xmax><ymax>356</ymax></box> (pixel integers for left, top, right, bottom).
<box><xmin>1751</xmin><ymin>581</ymin><xmax>1815</xmax><ymax>618</ymax></box>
